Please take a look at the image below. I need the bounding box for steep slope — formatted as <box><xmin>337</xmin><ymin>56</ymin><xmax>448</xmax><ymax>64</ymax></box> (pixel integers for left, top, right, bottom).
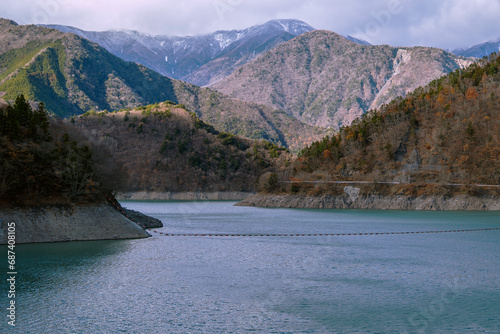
<box><xmin>44</xmin><ymin>19</ymin><xmax>315</xmax><ymax>86</ymax></box>
<box><xmin>0</xmin><ymin>19</ymin><xmax>178</xmax><ymax>117</ymax></box>
<box><xmin>453</xmin><ymin>39</ymin><xmax>500</xmax><ymax>58</ymax></box>
<box><xmin>0</xmin><ymin>19</ymin><xmax>326</xmax><ymax>149</ymax></box>
<box><xmin>212</xmin><ymin>30</ymin><xmax>475</xmax><ymax>128</ymax></box>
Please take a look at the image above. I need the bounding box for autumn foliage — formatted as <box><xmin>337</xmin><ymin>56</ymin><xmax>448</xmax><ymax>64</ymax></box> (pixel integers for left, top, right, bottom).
<box><xmin>287</xmin><ymin>53</ymin><xmax>500</xmax><ymax>193</ymax></box>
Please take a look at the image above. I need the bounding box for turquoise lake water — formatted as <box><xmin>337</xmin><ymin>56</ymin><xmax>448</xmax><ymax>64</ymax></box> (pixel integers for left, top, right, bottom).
<box><xmin>1</xmin><ymin>201</ymin><xmax>499</xmax><ymax>333</ymax></box>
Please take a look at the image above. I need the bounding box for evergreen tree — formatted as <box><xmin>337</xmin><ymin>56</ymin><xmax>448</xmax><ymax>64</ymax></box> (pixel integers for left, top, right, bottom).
<box><xmin>13</xmin><ymin>94</ymin><xmax>31</xmax><ymax>128</ymax></box>
<box><xmin>0</xmin><ymin>95</ymin><xmax>105</xmax><ymax>205</ymax></box>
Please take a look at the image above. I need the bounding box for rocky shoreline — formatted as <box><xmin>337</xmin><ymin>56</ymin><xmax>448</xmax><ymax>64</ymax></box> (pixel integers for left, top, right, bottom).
<box><xmin>118</xmin><ymin>191</ymin><xmax>254</xmax><ymax>201</ymax></box>
<box><xmin>235</xmin><ymin>193</ymin><xmax>500</xmax><ymax>210</ymax></box>
<box><xmin>0</xmin><ymin>204</ymin><xmax>154</xmax><ymax>244</ymax></box>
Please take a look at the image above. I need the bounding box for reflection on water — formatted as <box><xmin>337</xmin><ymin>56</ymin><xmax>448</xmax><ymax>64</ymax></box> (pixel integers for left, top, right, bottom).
<box><xmin>1</xmin><ymin>201</ymin><xmax>499</xmax><ymax>333</ymax></box>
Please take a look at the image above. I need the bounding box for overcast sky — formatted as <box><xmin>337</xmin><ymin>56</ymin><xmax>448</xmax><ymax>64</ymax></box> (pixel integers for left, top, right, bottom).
<box><xmin>2</xmin><ymin>0</ymin><xmax>500</xmax><ymax>50</ymax></box>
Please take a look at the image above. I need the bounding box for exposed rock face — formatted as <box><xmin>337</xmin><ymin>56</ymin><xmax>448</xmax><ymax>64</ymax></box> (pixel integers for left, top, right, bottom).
<box><xmin>0</xmin><ymin>204</ymin><xmax>151</xmax><ymax>244</ymax></box>
<box><xmin>236</xmin><ymin>194</ymin><xmax>500</xmax><ymax>211</ymax></box>
<box><xmin>212</xmin><ymin>30</ymin><xmax>474</xmax><ymax>128</ymax></box>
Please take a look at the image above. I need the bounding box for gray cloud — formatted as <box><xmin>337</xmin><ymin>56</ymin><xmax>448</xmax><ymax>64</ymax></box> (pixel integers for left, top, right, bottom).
<box><xmin>1</xmin><ymin>0</ymin><xmax>499</xmax><ymax>49</ymax></box>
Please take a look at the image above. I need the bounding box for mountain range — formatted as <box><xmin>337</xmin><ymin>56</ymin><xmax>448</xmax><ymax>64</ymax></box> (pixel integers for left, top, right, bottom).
<box><xmin>212</xmin><ymin>30</ymin><xmax>474</xmax><ymax>128</ymax></box>
<box><xmin>43</xmin><ymin>20</ymin><xmax>477</xmax><ymax>129</ymax></box>
<box><xmin>0</xmin><ymin>19</ymin><xmax>325</xmax><ymax>149</ymax></box>
<box><xmin>43</xmin><ymin>19</ymin><xmax>314</xmax><ymax>87</ymax></box>
<box><xmin>43</xmin><ymin>19</ymin><xmax>372</xmax><ymax>87</ymax></box>
<box><xmin>453</xmin><ymin>39</ymin><xmax>500</xmax><ymax>58</ymax></box>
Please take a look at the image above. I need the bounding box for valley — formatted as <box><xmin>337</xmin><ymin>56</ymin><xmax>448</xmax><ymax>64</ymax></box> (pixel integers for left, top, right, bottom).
<box><xmin>0</xmin><ymin>19</ymin><xmax>326</xmax><ymax>150</ymax></box>
<box><xmin>1</xmin><ymin>4</ymin><xmax>499</xmax><ymax>333</ymax></box>
<box><xmin>0</xmin><ymin>17</ymin><xmax>498</xmax><ymax>210</ymax></box>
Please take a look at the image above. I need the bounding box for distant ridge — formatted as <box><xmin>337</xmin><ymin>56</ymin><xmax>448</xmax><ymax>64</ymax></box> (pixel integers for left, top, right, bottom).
<box><xmin>343</xmin><ymin>35</ymin><xmax>371</xmax><ymax>45</ymax></box>
<box><xmin>452</xmin><ymin>39</ymin><xmax>500</xmax><ymax>58</ymax></box>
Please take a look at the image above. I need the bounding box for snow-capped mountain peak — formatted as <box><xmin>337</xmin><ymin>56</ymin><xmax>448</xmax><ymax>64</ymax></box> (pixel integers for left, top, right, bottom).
<box><xmin>266</xmin><ymin>19</ymin><xmax>315</xmax><ymax>35</ymax></box>
<box><xmin>42</xmin><ymin>19</ymin><xmax>316</xmax><ymax>85</ymax></box>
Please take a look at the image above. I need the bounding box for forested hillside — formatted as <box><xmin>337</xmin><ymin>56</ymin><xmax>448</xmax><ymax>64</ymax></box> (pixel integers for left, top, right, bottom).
<box><xmin>0</xmin><ymin>19</ymin><xmax>327</xmax><ymax>150</ymax></box>
<box><xmin>272</xmin><ymin>53</ymin><xmax>500</xmax><ymax>196</ymax></box>
<box><xmin>0</xmin><ymin>19</ymin><xmax>177</xmax><ymax>117</ymax></box>
<box><xmin>69</xmin><ymin>102</ymin><xmax>289</xmax><ymax>193</ymax></box>
<box><xmin>1</xmin><ymin>95</ymin><xmax>289</xmax><ymax>204</ymax></box>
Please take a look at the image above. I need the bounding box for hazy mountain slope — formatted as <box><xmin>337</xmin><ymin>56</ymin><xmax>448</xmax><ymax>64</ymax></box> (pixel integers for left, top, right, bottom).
<box><xmin>0</xmin><ymin>19</ymin><xmax>326</xmax><ymax>148</ymax></box>
<box><xmin>183</xmin><ymin>29</ymin><xmax>298</xmax><ymax>86</ymax></box>
<box><xmin>453</xmin><ymin>39</ymin><xmax>500</xmax><ymax>58</ymax></box>
<box><xmin>43</xmin><ymin>19</ymin><xmax>315</xmax><ymax>86</ymax></box>
<box><xmin>343</xmin><ymin>35</ymin><xmax>371</xmax><ymax>45</ymax></box>
<box><xmin>212</xmin><ymin>30</ymin><xmax>474</xmax><ymax>128</ymax></box>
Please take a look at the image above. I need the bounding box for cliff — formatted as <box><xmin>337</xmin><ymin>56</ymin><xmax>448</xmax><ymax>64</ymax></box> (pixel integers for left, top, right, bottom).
<box><xmin>0</xmin><ymin>204</ymin><xmax>152</xmax><ymax>244</ymax></box>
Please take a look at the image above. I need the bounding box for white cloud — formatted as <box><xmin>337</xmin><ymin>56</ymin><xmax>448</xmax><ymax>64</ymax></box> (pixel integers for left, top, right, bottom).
<box><xmin>405</xmin><ymin>0</ymin><xmax>500</xmax><ymax>49</ymax></box>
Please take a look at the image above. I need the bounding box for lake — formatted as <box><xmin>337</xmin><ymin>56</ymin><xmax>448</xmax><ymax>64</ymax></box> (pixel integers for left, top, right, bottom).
<box><xmin>1</xmin><ymin>201</ymin><xmax>499</xmax><ymax>333</ymax></box>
